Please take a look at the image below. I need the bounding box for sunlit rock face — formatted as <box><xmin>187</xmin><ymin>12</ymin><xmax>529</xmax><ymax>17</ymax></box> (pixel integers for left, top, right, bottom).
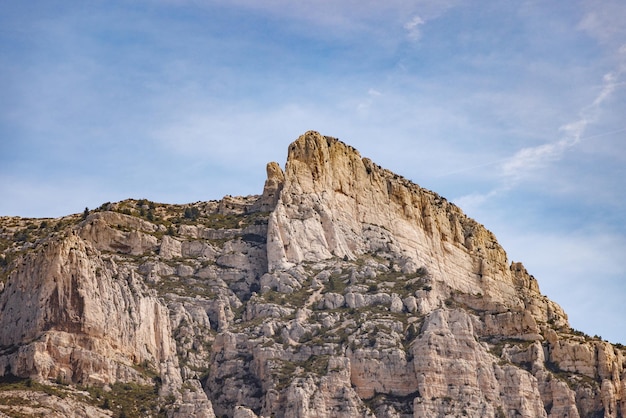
<box><xmin>0</xmin><ymin>131</ymin><xmax>623</xmax><ymax>418</ymax></box>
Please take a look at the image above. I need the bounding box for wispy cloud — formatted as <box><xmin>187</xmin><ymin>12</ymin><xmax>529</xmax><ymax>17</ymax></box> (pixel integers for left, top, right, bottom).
<box><xmin>448</xmin><ymin>57</ymin><xmax>626</xmax><ymax>223</ymax></box>
<box><xmin>402</xmin><ymin>0</ymin><xmax>460</xmax><ymax>41</ymax></box>
<box><xmin>501</xmin><ymin>140</ymin><xmax>568</xmax><ymax>181</ymax></box>
<box><xmin>450</xmin><ymin>56</ymin><xmax>626</xmax><ymax>207</ymax></box>
<box><xmin>356</xmin><ymin>88</ymin><xmax>383</xmax><ymax>113</ymax></box>
<box><xmin>404</xmin><ymin>15</ymin><xmax>425</xmax><ymax>41</ymax></box>
<box><xmin>164</xmin><ymin>0</ymin><xmax>461</xmax><ymax>44</ymax></box>
<box><xmin>578</xmin><ymin>0</ymin><xmax>626</xmax><ymax>46</ymax></box>
<box><xmin>502</xmin><ymin>66</ymin><xmax>624</xmax><ymax>182</ymax></box>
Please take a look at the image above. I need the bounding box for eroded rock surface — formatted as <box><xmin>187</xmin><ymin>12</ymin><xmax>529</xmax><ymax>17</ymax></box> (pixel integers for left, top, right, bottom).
<box><xmin>0</xmin><ymin>131</ymin><xmax>623</xmax><ymax>417</ymax></box>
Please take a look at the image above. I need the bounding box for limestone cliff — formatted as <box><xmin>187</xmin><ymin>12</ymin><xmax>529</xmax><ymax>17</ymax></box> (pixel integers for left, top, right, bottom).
<box><xmin>0</xmin><ymin>131</ymin><xmax>623</xmax><ymax>418</ymax></box>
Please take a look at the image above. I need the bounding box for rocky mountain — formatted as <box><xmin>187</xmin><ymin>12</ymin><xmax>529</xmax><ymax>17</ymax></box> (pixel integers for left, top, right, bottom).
<box><xmin>0</xmin><ymin>131</ymin><xmax>624</xmax><ymax>418</ymax></box>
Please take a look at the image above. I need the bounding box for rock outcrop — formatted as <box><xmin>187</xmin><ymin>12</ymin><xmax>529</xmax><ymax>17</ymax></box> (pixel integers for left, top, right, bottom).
<box><xmin>0</xmin><ymin>131</ymin><xmax>623</xmax><ymax>417</ymax></box>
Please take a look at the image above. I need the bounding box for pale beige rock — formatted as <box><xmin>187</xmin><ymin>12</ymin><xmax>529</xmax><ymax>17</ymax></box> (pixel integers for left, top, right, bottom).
<box><xmin>321</xmin><ymin>292</ymin><xmax>345</xmax><ymax>310</ymax></box>
<box><xmin>266</xmin><ymin>132</ymin><xmax>562</xmax><ymax>326</ymax></box>
<box><xmin>547</xmin><ymin>377</ymin><xmax>580</xmax><ymax>418</ymax></box>
<box><xmin>160</xmin><ymin>234</ymin><xmax>182</xmax><ymax>259</ymax></box>
<box><xmin>409</xmin><ymin>309</ymin><xmax>546</xmax><ymax>417</ymax></box>
<box><xmin>0</xmin><ymin>389</ymin><xmax>111</xmax><ymax>418</ymax></box>
<box><xmin>79</xmin><ymin>212</ymin><xmax>158</xmax><ymax>255</ymax></box>
<box><xmin>253</xmin><ymin>162</ymin><xmax>285</xmax><ymax>212</ymax></box>
<box><xmin>282</xmin><ymin>357</ymin><xmax>373</xmax><ymax>418</ymax></box>
<box><xmin>233</xmin><ymin>406</ymin><xmax>259</xmax><ymax>418</ymax></box>
<box><xmin>0</xmin><ymin>232</ymin><xmax>178</xmax><ymax>386</ymax></box>
<box><xmin>0</xmin><ymin>131</ymin><xmax>622</xmax><ymax>418</ymax></box>
<box><xmin>172</xmin><ymin>380</ymin><xmax>217</xmax><ymax>418</ymax></box>
<box><xmin>349</xmin><ymin>346</ymin><xmax>417</xmax><ymax>399</ymax></box>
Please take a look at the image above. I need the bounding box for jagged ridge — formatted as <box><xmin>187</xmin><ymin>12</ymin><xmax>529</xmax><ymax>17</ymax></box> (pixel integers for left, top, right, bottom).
<box><xmin>0</xmin><ymin>131</ymin><xmax>623</xmax><ymax>418</ymax></box>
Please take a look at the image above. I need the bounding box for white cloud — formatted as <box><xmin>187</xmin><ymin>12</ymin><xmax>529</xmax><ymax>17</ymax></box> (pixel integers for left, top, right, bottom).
<box><xmin>566</xmin><ymin>70</ymin><xmax>624</xmax><ymax>138</ymax></box>
<box><xmin>499</xmin><ymin>62</ymin><xmax>624</xmax><ymax>185</ymax></box>
<box><xmin>501</xmin><ymin>139</ymin><xmax>569</xmax><ymax>181</ymax></box>
<box><xmin>449</xmin><ymin>57</ymin><xmax>626</xmax><ymax>223</ymax></box>
<box><xmin>356</xmin><ymin>88</ymin><xmax>383</xmax><ymax>112</ymax></box>
<box><xmin>404</xmin><ymin>15</ymin><xmax>425</xmax><ymax>41</ymax></box>
<box><xmin>401</xmin><ymin>0</ymin><xmax>461</xmax><ymax>41</ymax></box>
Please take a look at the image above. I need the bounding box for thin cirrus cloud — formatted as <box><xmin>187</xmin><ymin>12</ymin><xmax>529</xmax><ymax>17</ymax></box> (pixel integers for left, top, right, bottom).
<box><xmin>173</xmin><ymin>0</ymin><xmax>461</xmax><ymax>43</ymax></box>
<box><xmin>452</xmin><ymin>57</ymin><xmax>626</xmax><ymax>206</ymax></box>
<box><xmin>502</xmin><ymin>67</ymin><xmax>625</xmax><ymax>180</ymax></box>
<box><xmin>402</xmin><ymin>0</ymin><xmax>459</xmax><ymax>41</ymax></box>
<box><xmin>578</xmin><ymin>0</ymin><xmax>626</xmax><ymax>45</ymax></box>
<box><xmin>404</xmin><ymin>15</ymin><xmax>425</xmax><ymax>41</ymax></box>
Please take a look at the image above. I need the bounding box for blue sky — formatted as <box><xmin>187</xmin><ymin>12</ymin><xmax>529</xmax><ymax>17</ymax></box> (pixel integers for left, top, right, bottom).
<box><xmin>1</xmin><ymin>0</ymin><xmax>625</xmax><ymax>343</ymax></box>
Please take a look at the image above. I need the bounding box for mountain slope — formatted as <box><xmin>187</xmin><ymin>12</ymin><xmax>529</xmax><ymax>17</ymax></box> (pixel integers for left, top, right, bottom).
<box><xmin>0</xmin><ymin>131</ymin><xmax>623</xmax><ymax>418</ymax></box>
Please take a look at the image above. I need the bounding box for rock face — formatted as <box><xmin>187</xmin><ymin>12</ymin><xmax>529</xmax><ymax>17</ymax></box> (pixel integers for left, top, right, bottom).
<box><xmin>0</xmin><ymin>131</ymin><xmax>624</xmax><ymax>417</ymax></box>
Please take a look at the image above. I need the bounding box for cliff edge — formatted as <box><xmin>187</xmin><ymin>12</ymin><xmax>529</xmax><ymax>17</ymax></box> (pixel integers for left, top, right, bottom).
<box><xmin>0</xmin><ymin>131</ymin><xmax>623</xmax><ymax>418</ymax></box>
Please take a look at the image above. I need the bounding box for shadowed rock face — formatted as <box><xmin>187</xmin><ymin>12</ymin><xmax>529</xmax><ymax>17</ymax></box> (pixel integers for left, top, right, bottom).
<box><xmin>0</xmin><ymin>131</ymin><xmax>623</xmax><ymax>418</ymax></box>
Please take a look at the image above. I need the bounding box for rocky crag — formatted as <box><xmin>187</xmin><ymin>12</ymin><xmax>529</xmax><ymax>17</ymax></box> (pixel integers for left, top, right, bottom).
<box><xmin>0</xmin><ymin>131</ymin><xmax>624</xmax><ymax>418</ymax></box>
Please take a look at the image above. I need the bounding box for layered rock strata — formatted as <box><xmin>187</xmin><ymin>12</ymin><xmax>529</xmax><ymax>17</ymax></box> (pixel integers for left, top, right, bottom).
<box><xmin>0</xmin><ymin>131</ymin><xmax>623</xmax><ymax>418</ymax></box>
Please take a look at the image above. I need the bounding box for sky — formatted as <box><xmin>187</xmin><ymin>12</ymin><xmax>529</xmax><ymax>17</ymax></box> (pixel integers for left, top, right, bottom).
<box><xmin>1</xmin><ymin>0</ymin><xmax>625</xmax><ymax>344</ymax></box>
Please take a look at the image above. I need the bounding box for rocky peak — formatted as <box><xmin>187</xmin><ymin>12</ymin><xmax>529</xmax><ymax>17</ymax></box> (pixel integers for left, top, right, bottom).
<box><xmin>268</xmin><ymin>132</ymin><xmax>538</xmax><ymax>309</ymax></box>
<box><xmin>283</xmin><ymin>131</ymin><xmax>363</xmax><ymax>194</ymax></box>
<box><xmin>252</xmin><ymin>161</ymin><xmax>285</xmax><ymax>213</ymax></box>
<box><xmin>0</xmin><ymin>132</ymin><xmax>623</xmax><ymax>418</ymax></box>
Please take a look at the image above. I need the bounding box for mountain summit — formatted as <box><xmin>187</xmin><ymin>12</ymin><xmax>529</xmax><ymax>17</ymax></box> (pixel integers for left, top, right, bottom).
<box><xmin>0</xmin><ymin>131</ymin><xmax>623</xmax><ymax>417</ymax></box>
